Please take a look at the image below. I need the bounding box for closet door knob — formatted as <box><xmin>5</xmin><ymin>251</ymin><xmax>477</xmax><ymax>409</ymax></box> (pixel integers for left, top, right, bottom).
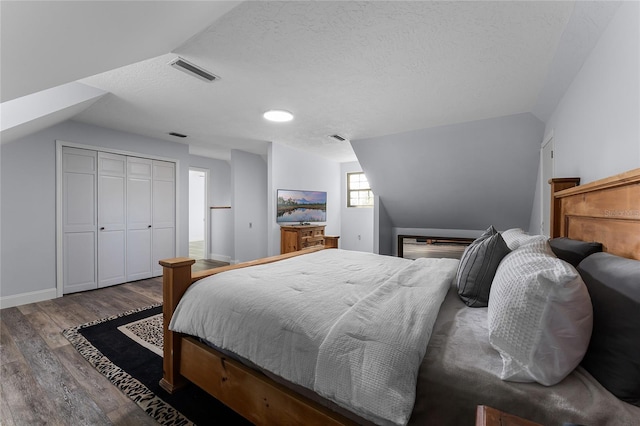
<box><xmin>148</xmin><ymin>225</ymin><xmax>152</xmax><ymax>228</ymax></box>
<box><xmin>100</xmin><ymin>227</ymin><xmax>105</xmax><ymax>231</ymax></box>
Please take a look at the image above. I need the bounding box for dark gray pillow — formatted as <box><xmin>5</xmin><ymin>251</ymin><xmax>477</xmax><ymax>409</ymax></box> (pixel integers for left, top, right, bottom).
<box><xmin>550</xmin><ymin>237</ymin><xmax>602</xmax><ymax>267</ymax></box>
<box><xmin>456</xmin><ymin>226</ymin><xmax>510</xmax><ymax>307</ymax></box>
<box><xmin>577</xmin><ymin>252</ymin><xmax>640</xmax><ymax>406</ymax></box>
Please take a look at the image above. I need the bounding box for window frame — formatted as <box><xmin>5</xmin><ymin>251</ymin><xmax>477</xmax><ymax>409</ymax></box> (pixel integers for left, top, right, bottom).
<box><xmin>347</xmin><ymin>172</ymin><xmax>374</xmax><ymax>208</ymax></box>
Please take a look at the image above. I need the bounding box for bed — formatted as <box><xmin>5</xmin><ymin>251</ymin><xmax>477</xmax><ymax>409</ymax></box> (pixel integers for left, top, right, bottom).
<box><xmin>159</xmin><ymin>168</ymin><xmax>640</xmax><ymax>425</ymax></box>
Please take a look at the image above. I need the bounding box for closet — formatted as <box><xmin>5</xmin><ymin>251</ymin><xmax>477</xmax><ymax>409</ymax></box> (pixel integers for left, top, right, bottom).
<box><xmin>62</xmin><ymin>146</ymin><xmax>175</xmax><ymax>294</ymax></box>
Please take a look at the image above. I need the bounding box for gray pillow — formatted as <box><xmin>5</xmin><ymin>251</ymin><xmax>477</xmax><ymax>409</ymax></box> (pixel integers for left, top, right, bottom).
<box><xmin>456</xmin><ymin>226</ymin><xmax>510</xmax><ymax>307</ymax></box>
<box><xmin>549</xmin><ymin>237</ymin><xmax>602</xmax><ymax>267</ymax></box>
<box><xmin>577</xmin><ymin>252</ymin><xmax>640</xmax><ymax>406</ymax></box>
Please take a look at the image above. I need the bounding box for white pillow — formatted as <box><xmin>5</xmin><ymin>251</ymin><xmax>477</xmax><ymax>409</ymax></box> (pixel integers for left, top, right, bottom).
<box><xmin>500</xmin><ymin>228</ymin><xmax>543</xmax><ymax>250</ymax></box>
<box><xmin>487</xmin><ymin>240</ymin><xmax>593</xmax><ymax>386</ymax></box>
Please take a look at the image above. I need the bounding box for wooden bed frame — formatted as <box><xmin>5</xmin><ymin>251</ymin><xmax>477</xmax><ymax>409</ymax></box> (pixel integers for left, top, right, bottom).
<box><xmin>160</xmin><ymin>168</ymin><xmax>640</xmax><ymax>425</ymax></box>
<box><xmin>550</xmin><ymin>167</ymin><xmax>640</xmax><ymax>260</ymax></box>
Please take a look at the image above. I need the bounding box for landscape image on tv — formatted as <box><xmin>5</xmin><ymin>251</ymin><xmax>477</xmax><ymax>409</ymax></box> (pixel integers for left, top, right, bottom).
<box><xmin>277</xmin><ymin>189</ymin><xmax>327</xmax><ymax>223</ymax></box>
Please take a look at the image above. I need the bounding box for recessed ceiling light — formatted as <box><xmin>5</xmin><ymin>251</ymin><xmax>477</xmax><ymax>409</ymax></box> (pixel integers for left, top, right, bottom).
<box><xmin>263</xmin><ymin>109</ymin><xmax>294</xmax><ymax>122</ymax></box>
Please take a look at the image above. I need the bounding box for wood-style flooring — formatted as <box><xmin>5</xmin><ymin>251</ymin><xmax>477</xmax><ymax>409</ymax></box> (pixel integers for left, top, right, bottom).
<box><xmin>1</xmin><ymin>278</ymin><xmax>163</xmax><ymax>425</ymax></box>
<box><xmin>0</xmin><ymin>258</ymin><xmax>228</xmax><ymax>426</ymax></box>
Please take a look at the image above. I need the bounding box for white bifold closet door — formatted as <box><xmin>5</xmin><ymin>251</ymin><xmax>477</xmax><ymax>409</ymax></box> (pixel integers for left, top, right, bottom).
<box><xmin>126</xmin><ymin>157</ymin><xmax>153</xmax><ymax>281</ymax></box>
<box><xmin>62</xmin><ymin>148</ymin><xmax>175</xmax><ymax>294</ymax></box>
<box><xmin>62</xmin><ymin>147</ymin><xmax>98</xmax><ymax>294</ymax></box>
<box><xmin>98</xmin><ymin>152</ymin><xmax>127</xmax><ymax>287</ymax></box>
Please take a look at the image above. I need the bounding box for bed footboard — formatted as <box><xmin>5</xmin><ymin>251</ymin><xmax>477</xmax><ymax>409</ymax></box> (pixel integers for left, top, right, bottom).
<box><xmin>158</xmin><ymin>257</ymin><xmax>195</xmax><ymax>393</ymax></box>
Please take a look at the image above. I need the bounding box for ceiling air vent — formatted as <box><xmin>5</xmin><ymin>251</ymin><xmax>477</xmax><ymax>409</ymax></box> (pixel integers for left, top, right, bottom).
<box><xmin>329</xmin><ymin>134</ymin><xmax>347</xmax><ymax>142</ymax></box>
<box><xmin>169</xmin><ymin>57</ymin><xmax>220</xmax><ymax>82</ymax></box>
<box><xmin>168</xmin><ymin>132</ymin><xmax>188</xmax><ymax>138</ymax></box>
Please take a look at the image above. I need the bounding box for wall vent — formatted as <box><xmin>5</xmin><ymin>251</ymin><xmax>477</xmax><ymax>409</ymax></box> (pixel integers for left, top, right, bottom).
<box><xmin>169</xmin><ymin>57</ymin><xmax>219</xmax><ymax>82</ymax></box>
<box><xmin>168</xmin><ymin>132</ymin><xmax>188</xmax><ymax>138</ymax></box>
<box><xmin>329</xmin><ymin>134</ymin><xmax>347</xmax><ymax>142</ymax></box>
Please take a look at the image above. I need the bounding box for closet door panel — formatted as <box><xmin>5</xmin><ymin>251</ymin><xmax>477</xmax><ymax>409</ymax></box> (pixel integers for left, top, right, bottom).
<box><xmin>127</xmin><ymin>229</ymin><xmax>152</xmax><ymax>279</ymax></box>
<box><xmin>98</xmin><ymin>152</ymin><xmax>127</xmax><ymax>287</ymax></box>
<box><xmin>64</xmin><ymin>233</ymin><xmax>96</xmax><ymax>292</ymax></box>
<box><xmin>126</xmin><ymin>157</ymin><xmax>153</xmax><ymax>281</ymax></box>
<box><xmin>153</xmin><ymin>179</ymin><xmax>175</xmax><ymax>228</ymax></box>
<box><xmin>153</xmin><ymin>227</ymin><xmax>175</xmax><ymax>275</ymax></box>
<box><xmin>62</xmin><ymin>147</ymin><xmax>97</xmax><ymax>294</ymax></box>
<box><xmin>152</xmin><ymin>160</ymin><xmax>176</xmax><ymax>276</ymax></box>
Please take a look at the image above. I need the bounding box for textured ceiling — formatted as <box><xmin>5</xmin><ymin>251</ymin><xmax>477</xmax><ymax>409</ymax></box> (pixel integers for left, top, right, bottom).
<box><xmin>74</xmin><ymin>1</ymin><xmax>576</xmax><ymax>162</ymax></box>
<box><xmin>2</xmin><ymin>1</ymin><xmax>620</xmax><ymax>162</ymax></box>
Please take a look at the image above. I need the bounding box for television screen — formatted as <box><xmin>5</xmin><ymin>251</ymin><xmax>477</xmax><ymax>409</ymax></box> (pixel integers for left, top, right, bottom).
<box><xmin>277</xmin><ymin>189</ymin><xmax>327</xmax><ymax>223</ymax></box>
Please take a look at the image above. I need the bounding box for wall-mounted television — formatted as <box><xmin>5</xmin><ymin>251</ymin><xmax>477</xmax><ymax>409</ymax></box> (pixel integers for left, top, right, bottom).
<box><xmin>277</xmin><ymin>189</ymin><xmax>327</xmax><ymax>223</ymax></box>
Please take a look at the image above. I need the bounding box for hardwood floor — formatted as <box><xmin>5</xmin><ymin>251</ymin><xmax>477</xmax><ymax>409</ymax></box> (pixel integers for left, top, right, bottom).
<box><xmin>0</xmin><ymin>278</ymin><xmax>164</xmax><ymax>426</ymax></box>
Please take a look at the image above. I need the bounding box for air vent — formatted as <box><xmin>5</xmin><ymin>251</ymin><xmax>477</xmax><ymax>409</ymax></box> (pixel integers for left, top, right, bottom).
<box><xmin>168</xmin><ymin>132</ymin><xmax>187</xmax><ymax>138</ymax></box>
<box><xmin>329</xmin><ymin>134</ymin><xmax>347</xmax><ymax>142</ymax></box>
<box><xmin>169</xmin><ymin>57</ymin><xmax>219</xmax><ymax>82</ymax></box>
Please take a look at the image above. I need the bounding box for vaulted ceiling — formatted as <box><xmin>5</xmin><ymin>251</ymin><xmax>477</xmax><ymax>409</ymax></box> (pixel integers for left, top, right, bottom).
<box><xmin>0</xmin><ymin>1</ymin><xmax>620</xmax><ymax>162</ymax></box>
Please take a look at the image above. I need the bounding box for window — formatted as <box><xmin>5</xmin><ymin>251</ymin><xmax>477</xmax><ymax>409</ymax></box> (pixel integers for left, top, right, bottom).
<box><xmin>347</xmin><ymin>172</ymin><xmax>374</xmax><ymax>207</ymax></box>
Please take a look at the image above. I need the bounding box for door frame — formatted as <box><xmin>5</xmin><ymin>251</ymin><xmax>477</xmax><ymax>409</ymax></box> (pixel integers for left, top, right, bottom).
<box><xmin>540</xmin><ymin>130</ymin><xmax>554</xmax><ymax>236</ymax></box>
<box><xmin>55</xmin><ymin>140</ymin><xmax>180</xmax><ymax>297</ymax></box>
<box><xmin>188</xmin><ymin>167</ymin><xmax>209</xmax><ymax>260</ymax></box>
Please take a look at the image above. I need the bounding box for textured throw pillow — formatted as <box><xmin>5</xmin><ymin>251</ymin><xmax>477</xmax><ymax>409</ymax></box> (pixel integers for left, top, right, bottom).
<box><xmin>578</xmin><ymin>252</ymin><xmax>640</xmax><ymax>407</ymax></box>
<box><xmin>456</xmin><ymin>226</ymin><xmax>510</xmax><ymax>307</ymax></box>
<box><xmin>500</xmin><ymin>228</ymin><xmax>540</xmax><ymax>250</ymax></box>
<box><xmin>488</xmin><ymin>240</ymin><xmax>593</xmax><ymax>386</ymax></box>
<box><xmin>549</xmin><ymin>237</ymin><xmax>602</xmax><ymax>267</ymax></box>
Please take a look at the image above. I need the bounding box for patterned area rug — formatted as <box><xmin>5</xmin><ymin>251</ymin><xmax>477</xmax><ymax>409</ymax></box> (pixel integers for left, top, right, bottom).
<box><xmin>63</xmin><ymin>304</ymin><xmax>250</xmax><ymax>426</ymax></box>
<box><xmin>117</xmin><ymin>312</ymin><xmax>163</xmax><ymax>356</ymax></box>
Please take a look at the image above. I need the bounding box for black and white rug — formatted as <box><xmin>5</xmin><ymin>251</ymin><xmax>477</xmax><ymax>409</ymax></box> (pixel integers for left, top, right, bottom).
<box><xmin>63</xmin><ymin>304</ymin><xmax>250</xmax><ymax>426</ymax></box>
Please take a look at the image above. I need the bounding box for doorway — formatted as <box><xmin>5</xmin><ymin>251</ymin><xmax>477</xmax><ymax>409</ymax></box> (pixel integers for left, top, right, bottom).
<box><xmin>541</xmin><ymin>135</ymin><xmax>554</xmax><ymax>236</ymax></box>
<box><xmin>189</xmin><ymin>168</ymin><xmax>208</xmax><ymax>259</ymax></box>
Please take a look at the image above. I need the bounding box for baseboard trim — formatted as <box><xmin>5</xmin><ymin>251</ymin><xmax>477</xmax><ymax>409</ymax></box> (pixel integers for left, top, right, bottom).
<box><xmin>0</xmin><ymin>288</ymin><xmax>58</xmax><ymax>309</ymax></box>
<box><xmin>209</xmin><ymin>253</ymin><xmax>232</xmax><ymax>263</ymax></box>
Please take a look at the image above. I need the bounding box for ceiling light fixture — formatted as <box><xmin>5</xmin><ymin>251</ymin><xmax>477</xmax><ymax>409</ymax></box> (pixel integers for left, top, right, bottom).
<box><xmin>263</xmin><ymin>109</ymin><xmax>294</xmax><ymax>122</ymax></box>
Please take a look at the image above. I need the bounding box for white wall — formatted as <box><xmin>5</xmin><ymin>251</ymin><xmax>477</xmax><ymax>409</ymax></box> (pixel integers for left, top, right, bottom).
<box><xmin>0</xmin><ymin>120</ymin><xmax>190</xmax><ymax>303</ymax></box>
<box><xmin>188</xmin><ymin>170</ymin><xmax>206</xmax><ymax>241</ymax></box>
<box><xmin>231</xmin><ymin>149</ymin><xmax>268</xmax><ymax>263</ymax></box>
<box><xmin>340</xmin><ymin>162</ymin><xmax>374</xmax><ymax>252</ymax></box>
<box><xmin>267</xmin><ymin>142</ymin><xmax>341</xmax><ymax>257</ymax></box>
<box><xmin>529</xmin><ymin>2</ymin><xmax>640</xmax><ymax>234</ymax></box>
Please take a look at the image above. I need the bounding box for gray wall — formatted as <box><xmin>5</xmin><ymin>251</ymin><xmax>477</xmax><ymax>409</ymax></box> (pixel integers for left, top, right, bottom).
<box><xmin>352</xmin><ymin>112</ymin><xmax>544</xmax><ymax>233</ymax></box>
<box><xmin>529</xmin><ymin>1</ymin><xmax>640</xmax><ymax>234</ymax></box>
<box><xmin>1</xmin><ymin>120</ymin><xmax>190</xmax><ymax>300</ymax></box>
<box><xmin>231</xmin><ymin>149</ymin><xmax>268</xmax><ymax>263</ymax></box>
<box><xmin>374</xmin><ymin>196</ymin><xmax>393</xmax><ymax>255</ymax></box>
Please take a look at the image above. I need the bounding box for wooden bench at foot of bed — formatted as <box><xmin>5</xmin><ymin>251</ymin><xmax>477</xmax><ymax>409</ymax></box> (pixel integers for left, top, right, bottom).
<box><xmin>159</xmin><ymin>246</ymin><xmax>357</xmax><ymax>426</ymax></box>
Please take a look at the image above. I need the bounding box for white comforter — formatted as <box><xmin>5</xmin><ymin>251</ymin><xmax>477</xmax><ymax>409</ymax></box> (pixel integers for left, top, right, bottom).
<box><xmin>169</xmin><ymin>249</ymin><xmax>458</xmax><ymax>425</ymax></box>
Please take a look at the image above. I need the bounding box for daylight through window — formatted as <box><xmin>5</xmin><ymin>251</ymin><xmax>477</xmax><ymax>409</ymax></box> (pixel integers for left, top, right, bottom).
<box><xmin>347</xmin><ymin>172</ymin><xmax>374</xmax><ymax>207</ymax></box>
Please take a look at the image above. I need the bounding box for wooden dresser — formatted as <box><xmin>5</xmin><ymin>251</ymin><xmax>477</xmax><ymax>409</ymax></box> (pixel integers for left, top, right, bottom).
<box><xmin>280</xmin><ymin>225</ymin><xmax>325</xmax><ymax>254</ymax></box>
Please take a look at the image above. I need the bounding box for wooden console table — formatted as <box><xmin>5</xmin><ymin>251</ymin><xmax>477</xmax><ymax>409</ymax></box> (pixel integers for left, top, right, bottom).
<box><xmin>397</xmin><ymin>235</ymin><xmax>474</xmax><ymax>258</ymax></box>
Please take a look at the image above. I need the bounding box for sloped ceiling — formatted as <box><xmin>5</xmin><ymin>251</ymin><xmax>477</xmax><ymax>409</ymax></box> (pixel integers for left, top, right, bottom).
<box><xmin>0</xmin><ymin>1</ymin><xmax>240</xmax><ymax>102</ymax></box>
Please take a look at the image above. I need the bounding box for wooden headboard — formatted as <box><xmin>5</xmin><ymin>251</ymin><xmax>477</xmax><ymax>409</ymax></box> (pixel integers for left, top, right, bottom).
<box><xmin>550</xmin><ymin>168</ymin><xmax>640</xmax><ymax>260</ymax></box>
